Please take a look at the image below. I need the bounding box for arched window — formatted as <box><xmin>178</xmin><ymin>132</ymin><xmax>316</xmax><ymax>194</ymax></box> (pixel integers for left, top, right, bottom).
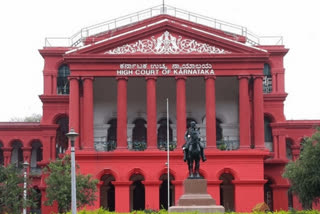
<box><xmin>100</xmin><ymin>174</ymin><xmax>115</xmax><ymax>211</ymax></box>
<box><xmin>131</xmin><ymin>118</ymin><xmax>147</xmax><ymax>151</ymax></box>
<box><xmin>130</xmin><ymin>174</ymin><xmax>145</xmax><ymax>211</ymax></box>
<box><xmin>55</xmin><ymin>116</ymin><xmax>69</xmax><ymax>157</ymax></box>
<box><xmin>57</xmin><ymin>65</ymin><xmax>70</xmax><ymax>94</ymax></box>
<box><xmin>104</xmin><ymin>118</ymin><xmax>117</xmax><ymax>151</ymax></box>
<box><xmin>157</xmin><ymin>118</ymin><xmax>173</xmax><ymax>150</ymax></box>
<box><xmin>219</xmin><ymin>173</ymin><xmax>235</xmax><ymax>211</ymax></box>
<box><xmin>286</xmin><ymin>139</ymin><xmax>293</xmax><ymax>160</ymax></box>
<box><xmin>30</xmin><ymin>140</ymin><xmax>43</xmax><ymax>174</ymax></box>
<box><xmin>264</xmin><ymin>116</ymin><xmax>273</xmax><ymax>152</ymax></box>
<box><xmin>0</xmin><ymin>142</ymin><xmax>4</xmax><ymax>165</ymax></box>
<box><xmin>159</xmin><ymin>174</ymin><xmax>175</xmax><ymax>209</ymax></box>
<box><xmin>186</xmin><ymin>118</ymin><xmax>197</xmax><ymax>129</ymax></box>
<box><xmin>11</xmin><ymin>141</ymin><xmax>23</xmax><ymax>167</ymax></box>
<box><xmin>263</xmin><ymin>63</ymin><xmax>272</xmax><ymax>93</ymax></box>
<box><xmin>216</xmin><ymin>118</ymin><xmax>223</xmax><ymax>141</ymax></box>
<box><xmin>107</xmin><ymin>119</ymin><xmax>117</xmax><ymax>142</ymax></box>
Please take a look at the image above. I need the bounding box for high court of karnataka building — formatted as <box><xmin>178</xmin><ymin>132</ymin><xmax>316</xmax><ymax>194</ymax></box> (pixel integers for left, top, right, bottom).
<box><xmin>1</xmin><ymin>5</ymin><xmax>320</xmax><ymax>213</ymax></box>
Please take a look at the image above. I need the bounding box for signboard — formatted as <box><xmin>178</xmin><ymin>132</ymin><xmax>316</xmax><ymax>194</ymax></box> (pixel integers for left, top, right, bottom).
<box><xmin>117</xmin><ymin>63</ymin><xmax>214</xmax><ymax>76</ymax></box>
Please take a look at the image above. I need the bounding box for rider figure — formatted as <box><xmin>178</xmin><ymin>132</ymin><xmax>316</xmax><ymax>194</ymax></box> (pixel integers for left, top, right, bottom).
<box><xmin>182</xmin><ymin>121</ymin><xmax>206</xmax><ymax>162</ymax></box>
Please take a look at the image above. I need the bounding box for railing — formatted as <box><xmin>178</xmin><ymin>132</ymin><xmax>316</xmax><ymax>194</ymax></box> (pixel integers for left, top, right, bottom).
<box><xmin>217</xmin><ymin>140</ymin><xmax>239</xmax><ymax>150</ymax></box>
<box><xmin>45</xmin><ymin>4</ymin><xmax>282</xmax><ymax>47</ymax></box>
<box><xmin>158</xmin><ymin>141</ymin><xmax>177</xmax><ymax>151</ymax></box>
<box><xmin>128</xmin><ymin>141</ymin><xmax>147</xmax><ymax>151</ymax></box>
<box><xmin>30</xmin><ymin>167</ymin><xmax>42</xmax><ymax>175</ymax></box>
<box><xmin>94</xmin><ymin>138</ymin><xmax>117</xmax><ymax>151</ymax></box>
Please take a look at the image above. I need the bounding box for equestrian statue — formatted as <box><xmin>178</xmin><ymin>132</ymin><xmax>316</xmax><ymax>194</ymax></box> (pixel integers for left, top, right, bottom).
<box><xmin>182</xmin><ymin>121</ymin><xmax>206</xmax><ymax>179</ymax></box>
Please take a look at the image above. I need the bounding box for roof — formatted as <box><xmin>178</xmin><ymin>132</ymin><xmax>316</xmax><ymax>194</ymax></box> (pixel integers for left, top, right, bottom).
<box><xmin>44</xmin><ymin>4</ymin><xmax>283</xmax><ymax>48</ymax></box>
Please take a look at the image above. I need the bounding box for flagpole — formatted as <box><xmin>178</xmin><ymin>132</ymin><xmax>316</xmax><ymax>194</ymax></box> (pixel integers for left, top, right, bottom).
<box><xmin>166</xmin><ymin>98</ymin><xmax>170</xmax><ymax>209</ymax></box>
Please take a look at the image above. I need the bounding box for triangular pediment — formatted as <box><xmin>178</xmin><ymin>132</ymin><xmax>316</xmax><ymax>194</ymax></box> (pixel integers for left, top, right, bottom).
<box><xmin>105</xmin><ymin>31</ymin><xmax>231</xmax><ymax>55</ymax></box>
<box><xmin>66</xmin><ymin>15</ymin><xmax>267</xmax><ymax>56</ymax></box>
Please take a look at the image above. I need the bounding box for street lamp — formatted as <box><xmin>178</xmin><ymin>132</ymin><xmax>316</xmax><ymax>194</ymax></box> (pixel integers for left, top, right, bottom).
<box><xmin>66</xmin><ymin>128</ymin><xmax>79</xmax><ymax>214</ymax></box>
<box><xmin>23</xmin><ymin>161</ymin><xmax>29</xmax><ymax>214</ymax></box>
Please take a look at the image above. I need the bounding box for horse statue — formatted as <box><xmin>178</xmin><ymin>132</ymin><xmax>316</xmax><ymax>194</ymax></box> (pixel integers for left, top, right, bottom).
<box><xmin>183</xmin><ymin>128</ymin><xmax>205</xmax><ymax>179</ymax></box>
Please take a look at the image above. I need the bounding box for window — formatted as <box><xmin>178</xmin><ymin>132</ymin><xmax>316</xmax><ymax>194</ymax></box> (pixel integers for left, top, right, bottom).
<box><xmin>264</xmin><ymin>116</ymin><xmax>273</xmax><ymax>152</ymax></box>
<box><xmin>157</xmin><ymin>118</ymin><xmax>173</xmax><ymax>150</ymax></box>
<box><xmin>55</xmin><ymin>116</ymin><xmax>69</xmax><ymax>157</ymax></box>
<box><xmin>131</xmin><ymin>118</ymin><xmax>147</xmax><ymax>151</ymax></box>
<box><xmin>263</xmin><ymin>63</ymin><xmax>272</xmax><ymax>93</ymax></box>
<box><xmin>57</xmin><ymin>65</ymin><xmax>70</xmax><ymax>94</ymax></box>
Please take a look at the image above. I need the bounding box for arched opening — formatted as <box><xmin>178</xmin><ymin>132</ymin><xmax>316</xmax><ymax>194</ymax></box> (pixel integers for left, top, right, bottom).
<box><xmin>30</xmin><ymin>140</ymin><xmax>43</xmax><ymax>174</ymax></box>
<box><xmin>219</xmin><ymin>173</ymin><xmax>235</xmax><ymax>212</ymax></box>
<box><xmin>186</xmin><ymin>118</ymin><xmax>197</xmax><ymax>129</ymax></box>
<box><xmin>11</xmin><ymin>140</ymin><xmax>23</xmax><ymax>167</ymax></box>
<box><xmin>131</xmin><ymin>118</ymin><xmax>147</xmax><ymax>151</ymax></box>
<box><xmin>264</xmin><ymin>116</ymin><xmax>273</xmax><ymax>152</ymax></box>
<box><xmin>216</xmin><ymin>118</ymin><xmax>223</xmax><ymax>141</ymax></box>
<box><xmin>130</xmin><ymin>174</ymin><xmax>145</xmax><ymax>211</ymax></box>
<box><xmin>106</xmin><ymin>118</ymin><xmax>117</xmax><ymax>151</ymax></box>
<box><xmin>286</xmin><ymin>138</ymin><xmax>293</xmax><ymax>160</ymax></box>
<box><xmin>159</xmin><ymin>174</ymin><xmax>175</xmax><ymax>209</ymax></box>
<box><xmin>288</xmin><ymin>189</ymin><xmax>293</xmax><ymax>210</ymax></box>
<box><xmin>263</xmin><ymin>63</ymin><xmax>272</xmax><ymax>93</ymax></box>
<box><xmin>0</xmin><ymin>142</ymin><xmax>4</xmax><ymax>165</ymax></box>
<box><xmin>55</xmin><ymin>116</ymin><xmax>69</xmax><ymax>157</ymax></box>
<box><xmin>57</xmin><ymin>64</ymin><xmax>70</xmax><ymax>94</ymax></box>
<box><xmin>30</xmin><ymin>187</ymin><xmax>41</xmax><ymax>214</ymax></box>
<box><xmin>157</xmin><ymin>118</ymin><xmax>173</xmax><ymax>150</ymax></box>
<box><xmin>264</xmin><ymin>179</ymin><xmax>273</xmax><ymax>211</ymax></box>
<box><xmin>100</xmin><ymin>174</ymin><xmax>115</xmax><ymax>211</ymax></box>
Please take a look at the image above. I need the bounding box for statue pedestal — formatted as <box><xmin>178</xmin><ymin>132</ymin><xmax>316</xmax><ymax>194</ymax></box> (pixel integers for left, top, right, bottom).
<box><xmin>169</xmin><ymin>179</ymin><xmax>224</xmax><ymax>213</ymax></box>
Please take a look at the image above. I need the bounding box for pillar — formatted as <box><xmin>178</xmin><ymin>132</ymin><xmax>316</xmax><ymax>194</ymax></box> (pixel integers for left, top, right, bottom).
<box><xmin>171</xmin><ymin>180</ymin><xmax>183</xmax><ymax>205</ymax></box>
<box><xmin>273</xmin><ymin>135</ymin><xmax>279</xmax><ymax>158</ymax></box>
<box><xmin>272</xmin><ymin>73</ymin><xmax>277</xmax><ymax>93</ymax></box>
<box><xmin>271</xmin><ymin>184</ymin><xmax>289</xmax><ymax>211</ymax></box>
<box><xmin>253</xmin><ymin>75</ymin><xmax>265</xmax><ymax>149</ymax></box>
<box><xmin>117</xmin><ymin>77</ymin><xmax>128</xmax><ymax>150</ymax></box>
<box><xmin>238</xmin><ymin>76</ymin><xmax>250</xmax><ymax>149</ymax></box>
<box><xmin>207</xmin><ymin>181</ymin><xmax>222</xmax><ymax>205</ymax></box>
<box><xmin>53</xmin><ymin>74</ymin><xmax>57</xmax><ymax>95</ymax></box>
<box><xmin>112</xmin><ymin>181</ymin><xmax>132</xmax><ymax>212</ymax></box>
<box><xmin>176</xmin><ymin>77</ymin><xmax>186</xmax><ymax>148</ymax></box>
<box><xmin>68</xmin><ymin>77</ymin><xmax>80</xmax><ymax>149</ymax></box>
<box><xmin>39</xmin><ymin>187</ymin><xmax>58</xmax><ymax>213</ymax></box>
<box><xmin>2</xmin><ymin>147</ymin><xmax>11</xmax><ymax>166</ymax></box>
<box><xmin>233</xmin><ymin>180</ymin><xmax>266</xmax><ymax>212</ymax></box>
<box><xmin>278</xmin><ymin>135</ymin><xmax>286</xmax><ymax>160</ymax></box>
<box><xmin>22</xmin><ymin>147</ymin><xmax>32</xmax><ymax>163</ymax></box>
<box><xmin>142</xmin><ymin>181</ymin><xmax>161</xmax><ymax>210</ymax></box>
<box><xmin>50</xmin><ymin>136</ymin><xmax>56</xmax><ymax>160</ymax></box>
<box><xmin>42</xmin><ymin>136</ymin><xmax>51</xmax><ymax>161</ymax></box>
<box><xmin>205</xmin><ymin>77</ymin><xmax>216</xmax><ymax>148</ymax></box>
<box><xmin>146</xmin><ymin>77</ymin><xmax>157</xmax><ymax>149</ymax></box>
<box><xmin>82</xmin><ymin>77</ymin><xmax>94</xmax><ymax>150</ymax></box>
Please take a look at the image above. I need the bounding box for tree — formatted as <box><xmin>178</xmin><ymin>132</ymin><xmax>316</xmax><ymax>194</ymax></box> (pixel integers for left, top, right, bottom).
<box><xmin>10</xmin><ymin>113</ymin><xmax>42</xmax><ymax>122</ymax></box>
<box><xmin>44</xmin><ymin>155</ymin><xmax>98</xmax><ymax>213</ymax></box>
<box><xmin>0</xmin><ymin>164</ymin><xmax>38</xmax><ymax>214</ymax></box>
<box><xmin>283</xmin><ymin>127</ymin><xmax>320</xmax><ymax>209</ymax></box>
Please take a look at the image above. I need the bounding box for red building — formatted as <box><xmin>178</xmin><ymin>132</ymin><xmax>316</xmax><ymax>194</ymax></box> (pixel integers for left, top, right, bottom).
<box><xmin>0</xmin><ymin>5</ymin><xmax>319</xmax><ymax>213</ymax></box>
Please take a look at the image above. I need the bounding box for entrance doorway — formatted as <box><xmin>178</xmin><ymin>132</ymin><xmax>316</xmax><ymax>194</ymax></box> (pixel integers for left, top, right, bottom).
<box><xmin>264</xmin><ymin>179</ymin><xmax>273</xmax><ymax>211</ymax></box>
<box><xmin>219</xmin><ymin>173</ymin><xmax>235</xmax><ymax>211</ymax></box>
<box><xmin>130</xmin><ymin>174</ymin><xmax>145</xmax><ymax>211</ymax></box>
<box><xmin>100</xmin><ymin>174</ymin><xmax>115</xmax><ymax>211</ymax></box>
<box><xmin>159</xmin><ymin>174</ymin><xmax>175</xmax><ymax>209</ymax></box>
